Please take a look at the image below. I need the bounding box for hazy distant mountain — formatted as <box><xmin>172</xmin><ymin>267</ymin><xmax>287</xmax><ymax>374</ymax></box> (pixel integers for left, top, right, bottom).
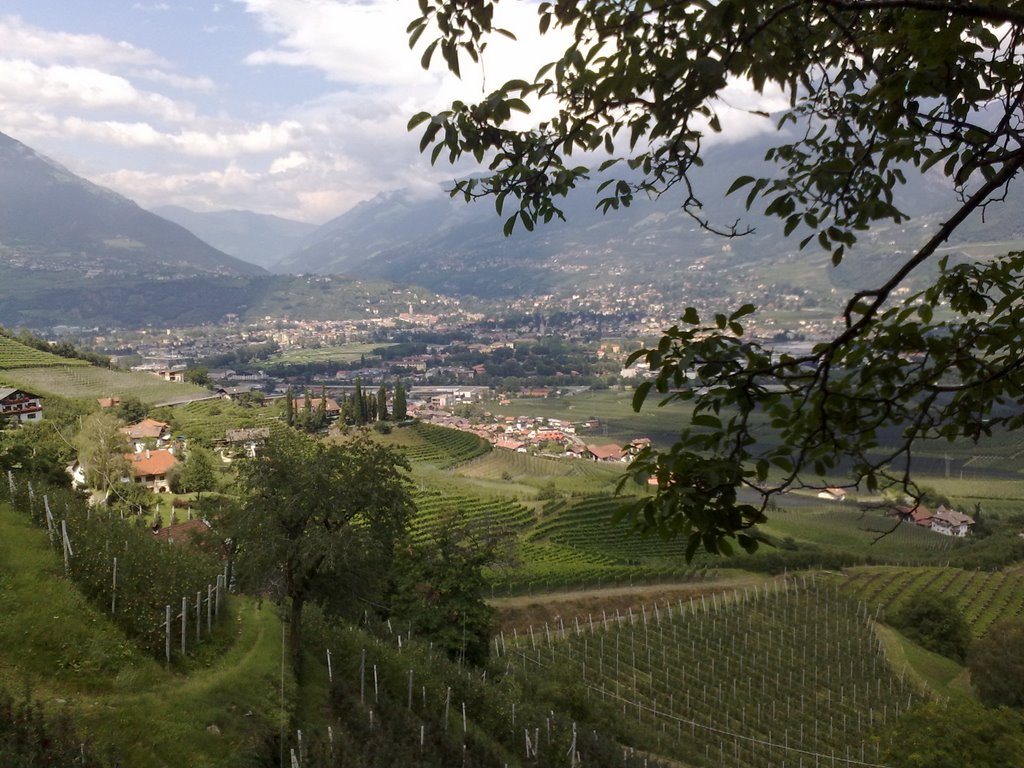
<box><xmin>278</xmin><ymin>135</ymin><xmax>963</xmax><ymax>298</ymax></box>
<box><xmin>152</xmin><ymin>206</ymin><xmax>318</xmax><ymax>272</ymax></box>
<box><xmin>0</xmin><ymin>132</ymin><xmax>264</xmax><ymax>278</ymax></box>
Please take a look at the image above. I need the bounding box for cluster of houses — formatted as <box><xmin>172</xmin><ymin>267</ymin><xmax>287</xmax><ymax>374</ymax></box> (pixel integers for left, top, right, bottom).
<box><xmin>414</xmin><ymin>407</ymin><xmax>649</xmax><ymax>462</ymax></box>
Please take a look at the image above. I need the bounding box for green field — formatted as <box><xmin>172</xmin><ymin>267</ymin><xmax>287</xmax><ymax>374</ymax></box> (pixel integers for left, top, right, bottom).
<box><xmin>0</xmin><ymin>365</ymin><xmax>208</xmax><ymax>404</ymax></box>
<box><xmin>0</xmin><ymin>500</ymin><xmax>285</xmax><ymax>767</ymax></box>
<box><xmin>263</xmin><ymin>342</ymin><xmax>394</xmax><ymax>367</ymax></box>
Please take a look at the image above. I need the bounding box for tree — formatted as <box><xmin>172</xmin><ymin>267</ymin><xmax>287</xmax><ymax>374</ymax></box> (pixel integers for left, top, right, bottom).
<box><xmin>115</xmin><ymin>395</ymin><xmax>147</xmax><ymax>423</ymax></box>
<box><xmin>184</xmin><ymin>366</ymin><xmax>211</xmax><ymax>387</ymax></box>
<box><xmin>231</xmin><ymin>430</ymin><xmax>415</xmax><ymax>670</ymax></box>
<box><xmin>882</xmin><ymin>698</ymin><xmax>1024</xmax><ymax>768</ymax></box>
<box><xmin>73</xmin><ymin>412</ymin><xmax>132</xmax><ymax>496</ymax></box>
<box><xmin>968</xmin><ymin>618</ymin><xmax>1024</xmax><ymax>708</ymax></box>
<box><xmin>409</xmin><ymin>0</ymin><xmax>1024</xmax><ymax>555</ymax></box>
<box><xmin>393</xmin><ymin>379</ymin><xmax>407</xmax><ymax>421</ymax></box>
<box><xmin>888</xmin><ymin>592</ymin><xmax>971</xmax><ymax>662</ymax></box>
<box><xmin>389</xmin><ymin>515</ymin><xmax>498</xmax><ymax>666</ymax></box>
<box><xmin>179</xmin><ymin>445</ymin><xmax>219</xmax><ymax>500</ymax></box>
<box><xmin>377</xmin><ymin>383</ymin><xmax>389</xmax><ymax>421</ymax></box>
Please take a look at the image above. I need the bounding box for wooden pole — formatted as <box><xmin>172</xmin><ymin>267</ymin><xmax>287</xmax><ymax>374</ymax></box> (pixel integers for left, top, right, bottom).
<box><xmin>111</xmin><ymin>557</ymin><xmax>117</xmax><ymax>614</ymax></box>
<box><xmin>181</xmin><ymin>597</ymin><xmax>187</xmax><ymax>656</ymax></box>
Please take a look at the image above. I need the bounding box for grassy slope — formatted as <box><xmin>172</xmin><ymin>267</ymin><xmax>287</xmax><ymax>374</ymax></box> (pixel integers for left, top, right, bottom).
<box><xmin>0</xmin><ymin>501</ymin><xmax>287</xmax><ymax>768</ymax></box>
<box><xmin>873</xmin><ymin>623</ymin><xmax>973</xmax><ymax>700</ymax></box>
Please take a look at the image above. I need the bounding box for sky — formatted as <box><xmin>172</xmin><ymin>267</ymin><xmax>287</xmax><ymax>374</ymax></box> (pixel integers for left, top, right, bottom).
<box><xmin>0</xmin><ymin>1</ymin><xmax>782</xmax><ymax>224</ymax></box>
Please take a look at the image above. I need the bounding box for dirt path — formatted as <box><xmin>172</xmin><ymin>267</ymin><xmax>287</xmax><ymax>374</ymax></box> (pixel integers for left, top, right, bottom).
<box><xmin>488</xmin><ymin>572</ymin><xmax>779</xmax><ymax>633</ymax></box>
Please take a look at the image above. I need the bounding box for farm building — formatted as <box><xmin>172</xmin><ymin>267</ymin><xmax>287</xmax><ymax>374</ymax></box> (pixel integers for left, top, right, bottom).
<box><xmin>122</xmin><ymin>418</ymin><xmax>172</xmax><ymax>450</ymax></box>
<box><xmin>931</xmin><ymin>505</ymin><xmax>976</xmax><ymax>537</ymax></box>
<box><xmin>0</xmin><ymin>387</ymin><xmax>43</xmax><ymax>424</ymax></box>
<box><xmin>124</xmin><ymin>449</ymin><xmax>178</xmax><ymax>493</ymax></box>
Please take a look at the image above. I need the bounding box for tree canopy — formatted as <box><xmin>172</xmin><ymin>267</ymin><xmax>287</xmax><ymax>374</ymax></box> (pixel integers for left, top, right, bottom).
<box><xmin>409</xmin><ymin>0</ymin><xmax>1024</xmax><ymax>554</ymax></box>
<box><xmin>968</xmin><ymin>618</ymin><xmax>1024</xmax><ymax>708</ymax></box>
<box><xmin>231</xmin><ymin>429</ymin><xmax>415</xmax><ymax>669</ymax></box>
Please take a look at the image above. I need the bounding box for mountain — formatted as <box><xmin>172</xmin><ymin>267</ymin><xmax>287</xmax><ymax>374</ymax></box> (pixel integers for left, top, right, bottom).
<box><xmin>151</xmin><ymin>206</ymin><xmax>317</xmax><ymax>272</ymax></box>
<box><xmin>0</xmin><ymin>132</ymin><xmax>264</xmax><ymax>278</ymax></box>
<box><xmin>277</xmin><ymin>134</ymin><xmax>963</xmax><ymax>298</ymax></box>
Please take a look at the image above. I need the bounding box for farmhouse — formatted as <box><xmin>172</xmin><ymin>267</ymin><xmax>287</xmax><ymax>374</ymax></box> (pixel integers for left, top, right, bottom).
<box><xmin>223</xmin><ymin>427</ymin><xmax>272</xmax><ymax>458</ymax></box>
<box><xmin>293</xmin><ymin>395</ymin><xmax>342</xmax><ymax>421</ymax></box>
<box><xmin>0</xmin><ymin>387</ymin><xmax>43</xmax><ymax>423</ymax></box>
<box><xmin>588</xmin><ymin>443</ymin><xmax>628</xmax><ymax>462</ymax></box>
<box><xmin>931</xmin><ymin>505</ymin><xmax>976</xmax><ymax>537</ymax></box>
<box><xmin>124</xmin><ymin>449</ymin><xmax>178</xmax><ymax>493</ymax></box>
<box><xmin>122</xmin><ymin>418</ymin><xmax>172</xmax><ymax>450</ymax></box>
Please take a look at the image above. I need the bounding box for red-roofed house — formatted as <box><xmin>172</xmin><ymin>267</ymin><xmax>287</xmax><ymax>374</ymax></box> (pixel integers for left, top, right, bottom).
<box><xmin>124</xmin><ymin>449</ymin><xmax>178</xmax><ymax>493</ymax></box>
<box><xmin>588</xmin><ymin>444</ymin><xmax>628</xmax><ymax>462</ymax></box>
<box><xmin>123</xmin><ymin>418</ymin><xmax>171</xmax><ymax>449</ymax></box>
<box><xmin>892</xmin><ymin>505</ymin><xmax>934</xmax><ymax>528</ymax></box>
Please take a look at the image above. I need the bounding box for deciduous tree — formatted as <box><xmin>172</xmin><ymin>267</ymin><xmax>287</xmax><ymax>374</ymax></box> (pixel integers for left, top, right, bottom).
<box><xmin>74</xmin><ymin>412</ymin><xmax>131</xmax><ymax>496</ymax></box>
<box><xmin>179</xmin><ymin>445</ymin><xmax>219</xmax><ymax>500</ymax></box>
<box><xmin>410</xmin><ymin>0</ymin><xmax>1024</xmax><ymax>554</ymax></box>
<box><xmin>231</xmin><ymin>430</ymin><xmax>415</xmax><ymax>670</ymax></box>
<box><xmin>968</xmin><ymin>618</ymin><xmax>1024</xmax><ymax>708</ymax></box>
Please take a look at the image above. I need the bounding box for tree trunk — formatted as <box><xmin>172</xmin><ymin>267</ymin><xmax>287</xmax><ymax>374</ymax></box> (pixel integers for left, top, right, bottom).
<box><xmin>289</xmin><ymin>593</ymin><xmax>305</xmax><ymax>677</ymax></box>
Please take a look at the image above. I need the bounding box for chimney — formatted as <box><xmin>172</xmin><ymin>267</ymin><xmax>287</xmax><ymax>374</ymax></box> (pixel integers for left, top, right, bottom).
<box><xmin>146</xmin><ymin>449</ymin><xmax>151</xmax><ymax>459</ymax></box>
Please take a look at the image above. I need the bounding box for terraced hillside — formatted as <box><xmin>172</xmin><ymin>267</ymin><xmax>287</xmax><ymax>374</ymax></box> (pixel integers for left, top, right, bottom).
<box><xmin>382</xmin><ymin>421</ymin><xmax>490</xmax><ymax>467</ymax></box>
<box><xmin>0</xmin><ymin>334</ymin><xmax>90</xmax><ymax>368</ymax></box>
<box><xmin>841</xmin><ymin>564</ymin><xmax>1024</xmax><ymax>637</ymax></box>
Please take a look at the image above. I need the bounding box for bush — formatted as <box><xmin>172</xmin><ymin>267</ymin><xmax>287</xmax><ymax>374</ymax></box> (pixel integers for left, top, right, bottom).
<box><xmin>968</xmin><ymin>618</ymin><xmax>1024</xmax><ymax>708</ymax></box>
<box><xmin>888</xmin><ymin>591</ymin><xmax>971</xmax><ymax>662</ymax></box>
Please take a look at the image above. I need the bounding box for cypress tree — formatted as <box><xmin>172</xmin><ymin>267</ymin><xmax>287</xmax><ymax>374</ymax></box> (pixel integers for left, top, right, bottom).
<box><xmin>394</xmin><ymin>379</ymin><xmax>407</xmax><ymax>420</ymax></box>
<box><xmin>285</xmin><ymin>387</ymin><xmax>295</xmax><ymax>427</ymax></box>
<box><xmin>377</xmin><ymin>383</ymin><xmax>389</xmax><ymax>421</ymax></box>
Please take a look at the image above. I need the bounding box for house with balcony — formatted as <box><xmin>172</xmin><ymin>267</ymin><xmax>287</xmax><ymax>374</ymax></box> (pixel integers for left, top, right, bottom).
<box><xmin>0</xmin><ymin>388</ymin><xmax>43</xmax><ymax>424</ymax></box>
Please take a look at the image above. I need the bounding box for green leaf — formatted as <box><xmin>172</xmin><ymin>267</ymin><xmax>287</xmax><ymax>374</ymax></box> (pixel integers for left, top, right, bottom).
<box><xmin>726</xmin><ymin>175</ymin><xmax>755</xmax><ymax>195</ymax></box>
<box><xmin>407</xmin><ymin>111</ymin><xmax>432</xmax><ymax>131</ymax></box>
<box><xmin>632</xmin><ymin>381</ymin><xmax>653</xmax><ymax>412</ymax></box>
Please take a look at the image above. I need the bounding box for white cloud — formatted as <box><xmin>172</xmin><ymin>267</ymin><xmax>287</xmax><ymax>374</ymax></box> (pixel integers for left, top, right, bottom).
<box><xmin>0</xmin><ymin>59</ymin><xmax>197</xmax><ymax>122</ymax></box>
<box><xmin>0</xmin><ymin>15</ymin><xmax>165</xmax><ymax>67</ymax></box>
<box><xmin>269</xmin><ymin>151</ymin><xmax>309</xmax><ymax>174</ymax></box>
<box><xmin>53</xmin><ymin>116</ymin><xmax>305</xmax><ymax>157</ymax></box>
<box><xmin>135</xmin><ymin>68</ymin><xmax>217</xmax><ymax>93</ymax></box>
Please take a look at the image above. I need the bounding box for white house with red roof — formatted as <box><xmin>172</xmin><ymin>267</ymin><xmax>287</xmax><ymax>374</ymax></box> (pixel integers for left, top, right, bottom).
<box><xmin>124</xmin><ymin>449</ymin><xmax>178</xmax><ymax>493</ymax></box>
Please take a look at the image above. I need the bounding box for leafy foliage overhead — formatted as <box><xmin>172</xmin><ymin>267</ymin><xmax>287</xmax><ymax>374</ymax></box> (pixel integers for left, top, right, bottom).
<box><xmin>410</xmin><ymin>0</ymin><xmax>1024</xmax><ymax>554</ymax></box>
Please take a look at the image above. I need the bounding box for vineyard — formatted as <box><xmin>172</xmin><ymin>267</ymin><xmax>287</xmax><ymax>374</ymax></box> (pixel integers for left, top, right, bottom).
<box><xmin>0</xmin><ymin>365</ymin><xmax>207</xmax><ymax>403</ymax></box>
<box><xmin>385</xmin><ymin>422</ymin><xmax>491</xmax><ymax>467</ymax></box>
<box><xmin>150</xmin><ymin>398</ymin><xmax>283</xmax><ymax>446</ymax></box>
<box><xmin>500</xmin><ymin>580</ymin><xmax>915</xmax><ymax>768</ymax></box>
<box><xmin>409</xmin><ymin>483</ymin><xmax>535</xmax><ymax>543</ymax></box>
<box><xmin>0</xmin><ymin>335</ymin><xmax>90</xmax><ymax>369</ymax></box>
<box><xmin>457</xmin><ymin>448</ymin><xmax>623</xmax><ymax>482</ymax></box>
<box><xmin>840</xmin><ymin>564</ymin><xmax>1024</xmax><ymax>637</ymax></box>
<box><xmin>764</xmin><ymin>505</ymin><xmax>966</xmax><ymax>560</ymax></box>
<box><xmin>5</xmin><ymin>474</ymin><xmax>228</xmax><ymax>661</ymax></box>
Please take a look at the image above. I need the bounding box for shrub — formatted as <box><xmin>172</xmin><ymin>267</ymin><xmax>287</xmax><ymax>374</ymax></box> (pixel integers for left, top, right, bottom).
<box><xmin>888</xmin><ymin>591</ymin><xmax>971</xmax><ymax>662</ymax></box>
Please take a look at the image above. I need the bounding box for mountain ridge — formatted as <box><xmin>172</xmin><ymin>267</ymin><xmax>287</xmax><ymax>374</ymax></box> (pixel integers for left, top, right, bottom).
<box><xmin>0</xmin><ymin>131</ymin><xmax>264</xmax><ymax>278</ymax></box>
